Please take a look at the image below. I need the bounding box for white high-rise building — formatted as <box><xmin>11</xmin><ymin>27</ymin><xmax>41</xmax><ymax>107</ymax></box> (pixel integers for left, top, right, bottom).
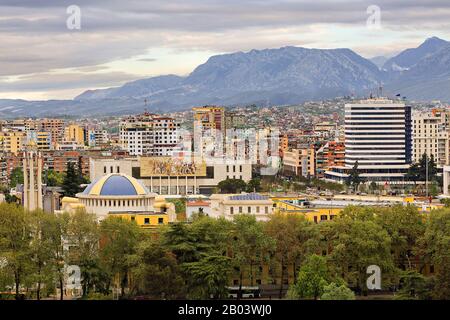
<box><xmin>326</xmin><ymin>98</ymin><xmax>412</xmax><ymax>184</ymax></box>
<box><xmin>119</xmin><ymin>113</ymin><xmax>181</xmax><ymax>156</ymax></box>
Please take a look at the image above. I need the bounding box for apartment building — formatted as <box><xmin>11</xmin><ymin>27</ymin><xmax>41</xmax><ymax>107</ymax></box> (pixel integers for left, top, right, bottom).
<box><xmin>87</xmin><ymin>129</ymin><xmax>109</xmax><ymax>147</ymax></box>
<box><xmin>119</xmin><ymin>113</ymin><xmax>180</xmax><ymax>156</ymax></box>
<box><xmin>0</xmin><ymin>131</ymin><xmax>26</xmax><ymax>155</ymax></box>
<box><xmin>64</xmin><ymin>124</ymin><xmax>85</xmax><ymax>145</ymax></box>
<box><xmin>282</xmin><ymin>147</ymin><xmax>316</xmax><ymax>177</ymax></box>
<box><xmin>316</xmin><ymin>141</ymin><xmax>345</xmax><ymax>178</ymax></box>
<box><xmin>412</xmin><ymin>108</ymin><xmax>450</xmax><ymax>167</ymax></box>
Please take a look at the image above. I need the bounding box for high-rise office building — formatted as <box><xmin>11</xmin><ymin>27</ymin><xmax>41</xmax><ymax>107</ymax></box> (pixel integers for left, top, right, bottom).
<box><xmin>326</xmin><ymin>98</ymin><xmax>412</xmax><ymax>184</ymax></box>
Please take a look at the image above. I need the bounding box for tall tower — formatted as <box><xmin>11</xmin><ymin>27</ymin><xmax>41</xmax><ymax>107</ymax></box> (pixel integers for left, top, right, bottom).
<box><xmin>22</xmin><ymin>142</ymin><xmax>43</xmax><ymax>211</ymax></box>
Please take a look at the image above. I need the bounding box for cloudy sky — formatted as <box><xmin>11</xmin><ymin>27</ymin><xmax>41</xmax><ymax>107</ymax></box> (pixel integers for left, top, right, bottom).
<box><xmin>0</xmin><ymin>0</ymin><xmax>449</xmax><ymax>100</ymax></box>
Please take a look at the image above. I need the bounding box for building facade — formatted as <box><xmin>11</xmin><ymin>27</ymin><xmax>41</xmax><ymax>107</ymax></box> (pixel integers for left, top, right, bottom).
<box><xmin>326</xmin><ymin>98</ymin><xmax>412</xmax><ymax>184</ymax></box>
<box><xmin>282</xmin><ymin>147</ymin><xmax>315</xmax><ymax>177</ymax></box>
<box><xmin>119</xmin><ymin>113</ymin><xmax>180</xmax><ymax>156</ymax></box>
<box><xmin>89</xmin><ymin>157</ymin><xmax>252</xmax><ymax>195</ymax></box>
<box><xmin>412</xmin><ymin>108</ymin><xmax>450</xmax><ymax>167</ymax></box>
<box><xmin>209</xmin><ymin>193</ymin><xmax>275</xmax><ymax>221</ymax></box>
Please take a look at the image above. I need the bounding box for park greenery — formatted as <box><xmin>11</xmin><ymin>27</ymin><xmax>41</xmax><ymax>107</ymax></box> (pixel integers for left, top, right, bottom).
<box><xmin>0</xmin><ymin>202</ymin><xmax>449</xmax><ymax>300</ymax></box>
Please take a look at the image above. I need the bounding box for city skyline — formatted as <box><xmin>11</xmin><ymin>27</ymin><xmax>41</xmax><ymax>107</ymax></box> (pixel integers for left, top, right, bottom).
<box><xmin>0</xmin><ymin>0</ymin><xmax>449</xmax><ymax>100</ymax></box>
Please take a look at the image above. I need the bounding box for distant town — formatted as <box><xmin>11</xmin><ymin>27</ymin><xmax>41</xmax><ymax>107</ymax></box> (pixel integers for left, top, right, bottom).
<box><xmin>0</xmin><ymin>96</ymin><xmax>449</xmax><ymax>301</ymax></box>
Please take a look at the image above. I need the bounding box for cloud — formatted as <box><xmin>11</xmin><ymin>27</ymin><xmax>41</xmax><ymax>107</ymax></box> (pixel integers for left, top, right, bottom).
<box><xmin>0</xmin><ymin>0</ymin><xmax>449</xmax><ymax>99</ymax></box>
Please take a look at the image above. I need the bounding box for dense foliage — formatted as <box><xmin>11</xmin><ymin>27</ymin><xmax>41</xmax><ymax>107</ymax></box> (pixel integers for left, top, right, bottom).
<box><xmin>0</xmin><ymin>202</ymin><xmax>449</xmax><ymax>300</ymax></box>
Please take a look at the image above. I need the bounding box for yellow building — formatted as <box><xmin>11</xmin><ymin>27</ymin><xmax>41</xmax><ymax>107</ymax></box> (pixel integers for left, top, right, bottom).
<box><xmin>0</xmin><ymin>131</ymin><xmax>26</xmax><ymax>155</ymax></box>
<box><xmin>282</xmin><ymin>147</ymin><xmax>316</xmax><ymax>177</ymax></box>
<box><xmin>193</xmin><ymin>106</ymin><xmax>225</xmax><ymax>131</ymax></box>
<box><xmin>273</xmin><ymin>198</ymin><xmax>342</xmax><ymax>223</ymax></box>
<box><xmin>64</xmin><ymin>124</ymin><xmax>85</xmax><ymax>145</ymax></box>
<box><xmin>109</xmin><ymin>212</ymin><xmax>169</xmax><ymax>229</ymax></box>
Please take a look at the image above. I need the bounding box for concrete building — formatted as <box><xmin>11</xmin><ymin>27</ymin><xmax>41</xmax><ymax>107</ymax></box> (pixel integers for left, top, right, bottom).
<box><xmin>87</xmin><ymin>129</ymin><xmax>109</xmax><ymax>147</ymax></box>
<box><xmin>282</xmin><ymin>147</ymin><xmax>315</xmax><ymax>177</ymax></box>
<box><xmin>89</xmin><ymin>157</ymin><xmax>252</xmax><ymax>195</ymax></box>
<box><xmin>39</xmin><ymin>118</ymin><xmax>65</xmax><ymax>146</ymax></box>
<box><xmin>193</xmin><ymin>106</ymin><xmax>226</xmax><ymax>157</ymax></box>
<box><xmin>119</xmin><ymin>113</ymin><xmax>180</xmax><ymax>156</ymax></box>
<box><xmin>316</xmin><ymin>141</ymin><xmax>345</xmax><ymax>178</ymax></box>
<box><xmin>413</xmin><ymin>109</ymin><xmax>450</xmax><ymax>167</ymax></box>
<box><xmin>326</xmin><ymin>98</ymin><xmax>412</xmax><ymax>184</ymax></box>
<box><xmin>209</xmin><ymin>193</ymin><xmax>274</xmax><ymax>221</ymax></box>
<box><xmin>64</xmin><ymin>124</ymin><xmax>85</xmax><ymax>145</ymax></box>
<box><xmin>0</xmin><ymin>131</ymin><xmax>26</xmax><ymax>155</ymax></box>
<box><xmin>225</xmin><ymin>111</ymin><xmax>245</xmax><ymax>128</ymax></box>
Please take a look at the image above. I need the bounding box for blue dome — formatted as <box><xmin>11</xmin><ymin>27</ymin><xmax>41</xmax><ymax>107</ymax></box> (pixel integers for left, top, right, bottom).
<box><xmin>81</xmin><ymin>174</ymin><xmax>149</xmax><ymax>196</ymax></box>
<box><xmin>101</xmin><ymin>175</ymin><xmax>138</xmax><ymax>196</ymax></box>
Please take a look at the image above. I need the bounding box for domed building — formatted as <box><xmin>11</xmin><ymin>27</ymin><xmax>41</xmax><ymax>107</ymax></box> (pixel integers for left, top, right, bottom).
<box><xmin>59</xmin><ymin>173</ymin><xmax>176</xmax><ymax>226</ymax></box>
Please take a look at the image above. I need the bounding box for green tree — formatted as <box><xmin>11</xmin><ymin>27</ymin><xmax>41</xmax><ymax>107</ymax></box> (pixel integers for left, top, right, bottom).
<box><xmin>66</xmin><ymin>209</ymin><xmax>100</xmax><ymax>297</ymax></box>
<box><xmin>162</xmin><ymin>216</ymin><xmax>233</xmax><ymax>299</ymax></box>
<box><xmin>395</xmin><ymin>270</ymin><xmax>431</xmax><ymax>300</ymax></box>
<box><xmin>217</xmin><ymin>178</ymin><xmax>247</xmax><ymax>194</ymax></box>
<box><xmin>265</xmin><ymin>214</ymin><xmax>320</xmax><ymax>298</ymax></box>
<box><xmin>231</xmin><ymin>215</ymin><xmax>275</xmax><ymax>298</ymax></box>
<box><xmin>374</xmin><ymin>205</ymin><xmax>425</xmax><ymax>270</ymax></box>
<box><xmin>129</xmin><ymin>239</ymin><xmax>185</xmax><ymax>299</ymax></box>
<box><xmin>62</xmin><ymin>162</ymin><xmax>83</xmax><ymax>197</ymax></box>
<box><xmin>320</xmin><ymin>282</ymin><xmax>355</xmax><ymax>300</ymax></box>
<box><xmin>28</xmin><ymin>210</ymin><xmax>59</xmax><ymax>300</ymax></box>
<box><xmin>99</xmin><ymin>216</ymin><xmax>142</xmax><ymax>297</ymax></box>
<box><xmin>9</xmin><ymin>167</ymin><xmax>23</xmax><ymax>188</ymax></box>
<box><xmin>326</xmin><ymin>212</ymin><xmax>396</xmax><ymax>293</ymax></box>
<box><xmin>406</xmin><ymin>163</ymin><xmax>420</xmax><ymax>184</ymax></box>
<box><xmin>246</xmin><ymin>178</ymin><xmax>261</xmax><ymax>193</ymax></box>
<box><xmin>0</xmin><ymin>203</ymin><xmax>31</xmax><ymax>299</ymax></box>
<box><xmin>288</xmin><ymin>254</ymin><xmax>329</xmax><ymax>300</ymax></box>
<box><xmin>45</xmin><ymin>170</ymin><xmax>64</xmax><ymax>187</ymax></box>
<box><xmin>347</xmin><ymin>161</ymin><xmax>362</xmax><ymax>192</ymax></box>
<box><xmin>183</xmin><ymin>254</ymin><xmax>232</xmax><ymax>299</ymax></box>
<box><xmin>416</xmin><ymin>209</ymin><xmax>450</xmax><ymax>299</ymax></box>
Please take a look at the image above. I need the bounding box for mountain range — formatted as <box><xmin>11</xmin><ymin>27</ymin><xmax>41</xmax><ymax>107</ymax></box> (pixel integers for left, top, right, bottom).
<box><xmin>1</xmin><ymin>36</ymin><xmax>449</xmax><ymax>118</ymax></box>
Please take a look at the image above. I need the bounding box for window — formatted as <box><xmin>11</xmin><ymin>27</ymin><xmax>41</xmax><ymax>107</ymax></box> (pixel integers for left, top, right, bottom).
<box><xmin>230</xmin><ymin>207</ymin><xmax>234</xmax><ymax>215</ymax></box>
<box><xmin>256</xmin><ymin>206</ymin><xmax>260</xmax><ymax>213</ymax></box>
<box><xmin>265</xmin><ymin>206</ymin><xmax>268</xmax><ymax>214</ymax></box>
<box><xmin>103</xmin><ymin>166</ymin><xmax>107</xmax><ymax>174</ymax></box>
<box><xmin>144</xmin><ymin>218</ymin><xmax>150</xmax><ymax>224</ymax></box>
<box><xmin>158</xmin><ymin>218</ymin><xmax>164</xmax><ymax>225</ymax></box>
<box><xmin>247</xmin><ymin>206</ymin><xmax>251</xmax><ymax>213</ymax></box>
<box><xmin>320</xmin><ymin>215</ymin><xmax>328</xmax><ymax>221</ymax></box>
<box><xmin>131</xmin><ymin>216</ymin><xmax>135</xmax><ymax>222</ymax></box>
<box><xmin>239</xmin><ymin>207</ymin><xmax>242</xmax><ymax>213</ymax></box>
